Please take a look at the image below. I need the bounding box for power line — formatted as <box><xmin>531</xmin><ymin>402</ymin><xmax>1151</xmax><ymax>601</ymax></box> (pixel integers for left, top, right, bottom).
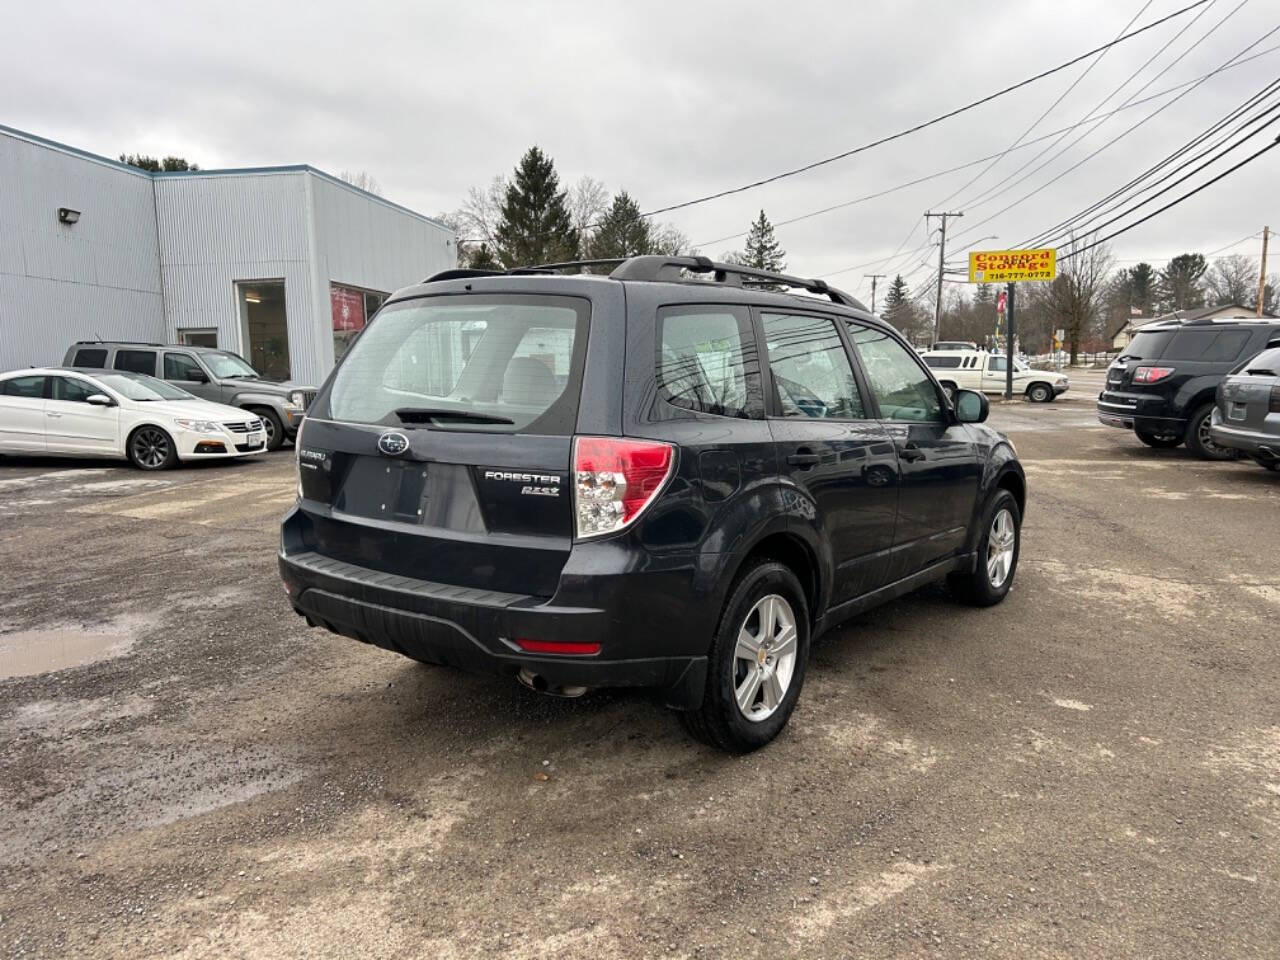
<box><xmin>622</xmin><ymin>1</ymin><xmax>1212</xmax><ymax>224</ymax></box>
<box><xmin>951</xmin><ymin>0</ymin><xmax>1258</xmax><ymax>243</ymax></box>
<box><xmin>1058</xmin><ymin>134</ymin><xmax>1280</xmax><ymax>262</ymax></box>
<box><xmin>1027</xmin><ymin>78</ymin><xmax>1280</xmax><ymax>248</ymax></box>
<box><xmin>931</xmin><ymin>0</ymin><xmax>1154</xmax><ymax>211</ymax></box>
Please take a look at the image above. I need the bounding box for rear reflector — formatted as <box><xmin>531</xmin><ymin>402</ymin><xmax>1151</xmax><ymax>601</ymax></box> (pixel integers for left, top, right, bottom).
<box><xmin>573</xmin><ymin>436</ymin><xmax>675</xmax><ymax>539</ymax></box>
<box><xmin>513</xmin><ymin>638</ymin><xmax>601</xmax><ymax>656</ymax></box>
<box><xmin>1132</xmin><ymin>366</ymin><xmax>1175</xmax><ymax>384</ymax></box>
<box><xmin>1271</xmin><ymin>385</ymin><xmax>1280</xmax><ymax>413</ymax></box>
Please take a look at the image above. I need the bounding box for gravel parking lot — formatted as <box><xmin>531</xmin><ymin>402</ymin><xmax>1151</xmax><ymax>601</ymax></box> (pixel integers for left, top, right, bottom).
<box><xmin>2</xmin><ymin>376</ymin><xmax>1278</xmax><ymax>959</ymax></box>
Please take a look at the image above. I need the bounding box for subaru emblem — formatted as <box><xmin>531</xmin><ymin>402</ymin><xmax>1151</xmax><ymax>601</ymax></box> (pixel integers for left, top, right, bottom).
<box><xmin>377</xmin><ymin>431</ymin><xmax>409</xmax><ymax>457</ymax></box>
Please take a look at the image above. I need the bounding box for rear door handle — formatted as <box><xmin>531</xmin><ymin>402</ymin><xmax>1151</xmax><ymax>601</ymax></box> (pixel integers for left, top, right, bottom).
<box><xmin>787</xmin><ymin>450</ymin><xmax>820</xmax><ymax>468</ymax></box>
<box><xmin>46</xmin><ymin>412</ymin><xmax>62</xmax><ymax>419</ymax></box>
<box><xmin>898</xmin><ymin>444</ymin><xmax>926</xmax><ymax>462</ymax></box>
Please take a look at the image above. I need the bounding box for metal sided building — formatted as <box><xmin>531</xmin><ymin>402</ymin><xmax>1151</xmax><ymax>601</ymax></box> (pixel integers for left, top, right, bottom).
<box><xmin>0</xmin><ymin>124</ymin><xmax>456</xmax><ymax>385</ymax></box>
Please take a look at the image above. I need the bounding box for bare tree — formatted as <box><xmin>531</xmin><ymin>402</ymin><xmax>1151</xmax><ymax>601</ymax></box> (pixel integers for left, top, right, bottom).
<box><xmin>1041</xmin><ymin>234</ymin><xmax>1114</xmax><ymax>364</ymax></box>
<box><xmin>339</xmin><ymin>170</ymin><xmax>382</xmax><ymax>196</ymax></box>
<box><xmin>1205</xmin><ymin>254</ymin><xmax>1259</xmax><ymax>307</ymax></box>
<box><xmin>567</xmin><ymin>176</ymin><xmax>610</xmax><ymax>247</ymax></box>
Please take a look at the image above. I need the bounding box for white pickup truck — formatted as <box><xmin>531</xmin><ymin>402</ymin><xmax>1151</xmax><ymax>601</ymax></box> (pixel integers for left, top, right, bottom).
<box><xmin>922</xmin><ymin>350</ymin><xmax>1069</xmax><ymax>403</ymax></box>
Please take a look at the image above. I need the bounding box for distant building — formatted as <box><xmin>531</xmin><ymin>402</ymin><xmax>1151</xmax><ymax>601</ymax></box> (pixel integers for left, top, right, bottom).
<box><xmin>0</xmin><ymin>125</ymin><xmax>456</xmax><ymax>383</ymax></box>
<box><xmin>1110</xmin><ymin>303</ymin><xmax>1277</xmax><ymax>350</ymax></box>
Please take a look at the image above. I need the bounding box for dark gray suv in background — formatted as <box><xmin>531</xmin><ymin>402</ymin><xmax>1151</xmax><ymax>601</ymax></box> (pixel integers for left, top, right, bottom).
<box><xmin>279</xmin><ymin>256</ymin><xmax>1027</xmax><ymax>751</ymax></box>
<box><xmin>64</xmin><ymin>341</ymin><xmax>315</xmax><ymax>449</ymax></box>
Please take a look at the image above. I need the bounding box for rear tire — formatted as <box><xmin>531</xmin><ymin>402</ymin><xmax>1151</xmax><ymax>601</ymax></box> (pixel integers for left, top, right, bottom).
<box><xmin>1254</xmin><ymin>456</ymin><xmax>1280</xmax><ymax>472</ymax></box>
<box><xmin>679</xmin><ymin>560</ymin><xmax>810</xmax><ymax>753</ymax></box>
<box><xmin>1184</xmin><ymin>403</ymin><xmax>1236</xmax><ymax>461</ymax></box>
<box><xmin>948</xmin><ymin>489</ymin><xmax>1020</xmax><ymax>607</ymax></box>
<box><xmin>1136</xmin><ymin>429</ymin><xmax>1183</xmax><ymax>449</ymax></box>
<box><xmin>1027</xmin><ymin>383</ymin><xmax>1052</xmax><ymax>403</ymax></box>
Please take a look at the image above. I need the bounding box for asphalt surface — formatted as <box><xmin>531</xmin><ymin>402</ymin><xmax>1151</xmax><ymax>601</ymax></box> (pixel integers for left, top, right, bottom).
<box><xmin>2</xmin><ymin>374</ymin><xmax>1278</xmax><ymax>959</ymax></box>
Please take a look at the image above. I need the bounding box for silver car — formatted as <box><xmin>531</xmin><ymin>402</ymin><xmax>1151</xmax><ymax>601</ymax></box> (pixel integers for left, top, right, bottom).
<box><xmin>1210</xmin><ymin>344</ymin><xmax>1280</xmax><ymax>472</ymax></box>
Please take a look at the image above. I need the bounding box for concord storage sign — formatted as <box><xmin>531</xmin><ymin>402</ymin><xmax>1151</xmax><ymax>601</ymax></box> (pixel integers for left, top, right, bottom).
<box><xmin>968</xmin><ymin>248</ymin><xmax>1057</xmax><ymax>284</ymax></box>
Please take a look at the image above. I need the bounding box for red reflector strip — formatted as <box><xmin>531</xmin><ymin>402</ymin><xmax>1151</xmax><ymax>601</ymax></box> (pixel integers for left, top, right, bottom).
<box><xmin>514</xmin><ymin>639</ymin><xmax>601</xmax><ymax>656</ymax></box>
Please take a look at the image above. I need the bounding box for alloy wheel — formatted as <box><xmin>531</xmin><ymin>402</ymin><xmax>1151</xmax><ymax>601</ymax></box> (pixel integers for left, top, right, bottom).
<box><xmin>986</xmin><ymin>508</ymin><xmax>1016</xmax><ymax>589</ymax></box>
<box><xmin>262</xmin><ymin>415</ymin><xmax>276</xmax><ymax>446</ymax></box>
<box><xmin>1197</xmin><ymin>415</ymin><xmax>1227</xmax><ymax>456</ymax></box>
<box><xmin>131</xmin><ymin>428</ymin><xmax>170</xmax><ymax>469</ymax></box>
<box><xmin>733</xmin><ymin>595</ymin><xmax>798</xmax><ymax>723</ymax></box>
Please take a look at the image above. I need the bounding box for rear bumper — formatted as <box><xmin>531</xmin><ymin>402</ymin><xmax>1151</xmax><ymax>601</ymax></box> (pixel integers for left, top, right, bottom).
<box><xmin>278</xmin><ymin>515</ymin><xmax>711</xmax><ymax>708</ymax></box>
<box><xmin>1096</xmin><ymin>393</ymin><xmax>1183</xmax><ymax>433</ymax></box>
<box><xmin>1209</xmin><ymin>411</ymin><xmax>1280</xmax><ymax>458</ymax></box>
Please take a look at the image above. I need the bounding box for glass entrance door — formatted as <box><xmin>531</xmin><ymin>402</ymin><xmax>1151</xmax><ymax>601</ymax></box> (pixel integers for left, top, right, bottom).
<box><xmin>237</xmin><ymin>281</ymin><xmax>290</xmax><ymax>381</ymax></box>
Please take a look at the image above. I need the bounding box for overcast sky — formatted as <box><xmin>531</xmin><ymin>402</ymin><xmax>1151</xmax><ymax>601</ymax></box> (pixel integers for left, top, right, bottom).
<box><xmin>5</xmin><ymin>0</ymin><xmax>1277</xmax><ymax>302</ymax></box>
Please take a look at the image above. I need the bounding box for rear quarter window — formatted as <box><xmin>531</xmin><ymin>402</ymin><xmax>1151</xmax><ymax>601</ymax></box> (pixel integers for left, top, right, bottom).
<box><xmin>72</xmin><ymin>348</ymin><xmax>108</xmax><ymax>367</ymax></box>
<box><xmin>114</xmin><ymin>350</ymin><xmax>157</xmax><ymax>375</ymax></box>
<box><xmin>924</xmin><ymin>356</ymin><xmax>961</xmax><ymax>369</ymax></box>
<box><xmin>1163</xmin><ymin>329</ymin><xmax>1252</xmax><ymax>362</ymax></box>
<box><xmin>656</xmin><ymin>305</ymin><xmax>762</xmax><ymax>419</ymax></box>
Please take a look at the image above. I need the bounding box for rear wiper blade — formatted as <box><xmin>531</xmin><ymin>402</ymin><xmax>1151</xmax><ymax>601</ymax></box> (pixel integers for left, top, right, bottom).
<box><xmin>395</xmin><ymin>407</ymin><xmax>515</xmax><ymax>425</ymax></box>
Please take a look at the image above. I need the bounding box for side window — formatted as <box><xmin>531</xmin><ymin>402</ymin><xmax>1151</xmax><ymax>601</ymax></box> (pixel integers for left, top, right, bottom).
<box><xmin>72</xmin><ymin>348</ymin><xmax>108</xmax><ymax>367</ymax></box>
<box><xmin>0</xmin><ymin>375</ymin><xmax>47</xmax><ymax>398</ymax></box>
<box><xmin>50</xmin><ymin>376</ymin><xmax>96</xmax><ymax>402</ymax></box>
<box><xmin>114</xmin><ymin>350</ymin><xmax>157</xmax><ymax>375</ymax></box>
<box><xmin>164</xmin><ymin>352</ymin><xmax>205</xmax><ymax>381</ymax></box>
<box><xmin>761</xmin><ymin>313</ymin><xmax>865</xmax><ymax>420</ymax></box>
<box><xmin>988</xmin><ymin>356</ymin><xmax>1008</xmax><ymax>373</ymax></box>
<box><xmin>847</xmin><ymin>324</ymin><xmax>944</xmax><ymax>423</ymax></box>
<box><xmin>924</xmin><ymin>356</ymin><xmax>961</xmax><ymax>369</ymax></box>
<box><xmin>657</xmin><ymin>305</ymin><xmax>762</xmax><ymax>419</ymax></box>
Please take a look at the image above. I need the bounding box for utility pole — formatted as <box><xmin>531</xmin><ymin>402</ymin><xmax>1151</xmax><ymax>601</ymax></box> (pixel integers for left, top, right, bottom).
<box><xmin>1258</xmin><ymin>226</ymin><xmax>1270</xmax><ymax>317</ymax></box>
<box><xmin>864</xmin><ymin>274</ymin><xmax>886</xmax><ymax>313</ymax></box>
<box><xmin>924</xmin><ymin>211</ymin><xmax>963</xmax><ymax>344</ymax></box>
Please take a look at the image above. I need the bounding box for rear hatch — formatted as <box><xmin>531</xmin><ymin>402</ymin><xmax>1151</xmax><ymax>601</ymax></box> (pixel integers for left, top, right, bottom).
<box><xmin>295</xmin><ymin>293</ymin><xmax>591</xmax><ymax>598</ymax></box>
<box><xmin>1220</xmin><ymin>347</ymin><xmax>1280</xmax><ymax>433</ymax></box>
<box><xmin>1106</xmin><ymin>328</ymin><xmax>1176</xmax><ymax>391</ymax></box>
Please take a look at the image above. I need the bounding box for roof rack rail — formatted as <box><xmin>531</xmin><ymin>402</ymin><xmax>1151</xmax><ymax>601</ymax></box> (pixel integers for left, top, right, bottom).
<box><xmin>609</xmin><ymin>255</ymin><xmax>865</xmax><ymax>309</ymax></box>
<box><xmin>421</xmin><ymin>255</ymin><xmax>866</xmax><ymax>310</ymax></box>
<box><xmin>73</xmin><ymin>339</ymin><xmax>163</xmax><ymax>346</ymax></box>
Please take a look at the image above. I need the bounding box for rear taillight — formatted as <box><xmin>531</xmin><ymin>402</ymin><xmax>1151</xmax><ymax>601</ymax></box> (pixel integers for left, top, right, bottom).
<box><xmin>1132</xmin><ymin>366</ymin><xmax>1175</xmax><ymax>384</ymax></box>
<box><xmin>573</xmin><ymin>436</ymin><xmax>675</xmax><ymax>539</ymax></box>
<box><xmin>1270</xmin><ymin>385</ymin><xmax>1280</xmax><ymax>413</ymax></box>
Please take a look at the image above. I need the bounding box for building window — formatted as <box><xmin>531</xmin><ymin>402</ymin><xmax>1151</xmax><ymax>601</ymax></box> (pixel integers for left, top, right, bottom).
<box><xmin>331</xmin><ymin>282</ymin><xmax>388</xmax><ymax>363</ymax></box>
<box><xmin>178</xmin><ymin>329</ymin><xmax>218</xmax><ymax>348</ymax></box>
<box><xmin>237</xmin><ymin>281</ymin><xmax>290</xmax><ymax>381</ymax></box>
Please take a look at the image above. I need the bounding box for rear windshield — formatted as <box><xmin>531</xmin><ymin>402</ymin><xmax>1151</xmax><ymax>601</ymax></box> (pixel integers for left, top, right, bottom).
<box><xmin>1121</xmin><ymin>329</ymin><xmax>1175</xmax><ymax>360</ymax></box>
<box><xmin>1240</xmin><ymin>346</ymin><xmax>1280</xmax><ymax>375</ymax></box>
<box><xmin>327</xmin><ymin>294</ymin><xmax>589</xmax><ymax>433</ymax></box>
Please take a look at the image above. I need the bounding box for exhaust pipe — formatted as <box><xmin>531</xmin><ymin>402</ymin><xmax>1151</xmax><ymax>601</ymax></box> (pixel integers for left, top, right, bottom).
<box><xmin>517</xmin><ymin>668</ymin><xmax>588</xmax><ymax>699</ymax></box>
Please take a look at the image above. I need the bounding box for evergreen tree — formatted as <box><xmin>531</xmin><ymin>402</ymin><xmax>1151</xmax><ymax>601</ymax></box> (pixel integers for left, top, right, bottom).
<box><xmin>1159</xmin><ymin>253</ymin><xmax>1207</xmax><ymax>312</ymax></box>
<box><xmin>466</xmin><ymin>243</ymin><xmax>501</xmax><ymax>271</ymax></box>
<box><xmin>743</xmin><ymin>210</ymin><xmax>786</xmax><ymax>272</ymax></box>
<box><xmin>587</xmin><ymin>191</ymin><xmax>654</xmax><ymax>260</ymax></box>
<box><xmin>494</xmin><ymin>147</ymin><xmax>579</xmax><ymax>268</ymax></box>
<box><xmin>119</xmin><ymin>153</ymin><xmax>198</xmax><ymax>172</ymax></box>
<box><xmin>883</xmin><ymin>274</ymin><xmax>909</xmax><ymax>309</ymax></box>
<box><xmin>973</xmin><ymin>282</ymin><xmax>994</xmax><ymax>305</ymax></box>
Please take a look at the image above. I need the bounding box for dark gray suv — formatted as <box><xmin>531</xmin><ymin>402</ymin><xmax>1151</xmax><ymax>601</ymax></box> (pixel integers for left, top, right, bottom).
<box><xmin>63</xmin><ymin>341</ymin><xmax>315</xmax><ymax>450</ymax></box>
<box><xmin>278</xmin><ymin>256</ymin><xmax>1026</xmax><ymax>751</ymax></box>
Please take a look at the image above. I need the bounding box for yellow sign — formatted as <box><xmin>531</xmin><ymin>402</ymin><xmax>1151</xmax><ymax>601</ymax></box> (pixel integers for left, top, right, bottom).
<box><xmin>969</xmin><ymin>248</ymin><xmax>1057</xmax><ymax>284</ymax></box>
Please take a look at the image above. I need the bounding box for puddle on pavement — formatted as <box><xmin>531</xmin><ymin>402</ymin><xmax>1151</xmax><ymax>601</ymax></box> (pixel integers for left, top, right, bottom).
<box><xmin>0</xmin><ymin>616</ymin><xmax>147</xmax><ymax>679</ymax></box>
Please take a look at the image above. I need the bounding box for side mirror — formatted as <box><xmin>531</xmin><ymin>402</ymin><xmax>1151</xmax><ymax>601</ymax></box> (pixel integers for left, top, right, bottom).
<box><xmin>954</xmin><ymin>389</ymin><xmax>989</xmax><ymax>424</ymax></box>
<box><xmin>86</xmin><ymin>393</ymin><xmax>115</xmax><ymax>407</ymax></box>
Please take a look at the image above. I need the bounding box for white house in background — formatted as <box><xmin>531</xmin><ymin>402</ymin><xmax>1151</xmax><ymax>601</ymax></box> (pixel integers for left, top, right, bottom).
<box><xmin>0</xmin><ymin>124</ymin><xmax>456</xmax><ymax>384</ymax></box>
<box><xmin>1111</xmin><ymin>303</ymin><xmax>1277</xmax><ymax>350</ymax></box>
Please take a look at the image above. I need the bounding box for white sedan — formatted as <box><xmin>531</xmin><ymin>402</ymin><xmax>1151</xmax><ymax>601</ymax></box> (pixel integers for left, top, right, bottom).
<box><xmin>0</xmin><ymin>367</ymin><xmax>266</xmax><ymax>470</ymax></box>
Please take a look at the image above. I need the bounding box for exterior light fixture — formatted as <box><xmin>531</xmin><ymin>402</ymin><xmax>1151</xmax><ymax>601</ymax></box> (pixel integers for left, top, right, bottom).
<box><xmin>57</xmin><ymin>207</ymin><xmax>81</xmax><ymax>224</ymax></box>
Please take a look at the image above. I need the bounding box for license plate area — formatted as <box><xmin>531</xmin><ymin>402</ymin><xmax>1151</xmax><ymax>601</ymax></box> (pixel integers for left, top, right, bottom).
<box><xmin>337</xmin><ymin>457</ymin><xmax>430</xmax><ymax>522</ymax></box>
<box><xmin>1228</xmin><ymin>403</ymin><xmax>1248</xmax><ymax>421</ymax></box>
<box><xmin>247</xmin><ymin>431</ymin><xmax>263</xmax><ymax>445</ymax></box>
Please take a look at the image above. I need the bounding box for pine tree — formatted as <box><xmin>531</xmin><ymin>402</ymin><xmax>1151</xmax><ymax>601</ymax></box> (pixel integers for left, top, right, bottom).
<box><xmin>743</xmin><ymin>210</ymin><xmax>786</xmax><ymax>272</ymax></box>
<box><xmin>587</xmin><ymin>191</ymin><xmax>654</xmax><ymax>260</ymax></box>
<box><xmin>466</xmin><ymin>243</ymin><xmax>501</xmax><ymax>271</ymax></box>
<box><xmin>494</xmin><ymin>147</ymin><xmax>579</xmax><ymax>268</ymax></box>
<box><xmin>973</xmin><ymin>282</ymin><xmax>994</xmax><ymax>305</ymax></box>
<box><xmin>883</xmin><ymin>274</ymin><xmax>909</xmax><ymax>309</ymax></box>
<box><xmin>1159</xmin><ymin>253</ymin><xmax>1207</xmax><ymax>312</ymax></box>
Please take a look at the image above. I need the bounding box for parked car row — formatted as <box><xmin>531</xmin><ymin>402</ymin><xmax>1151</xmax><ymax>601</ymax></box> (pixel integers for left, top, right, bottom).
<box><xmin>1096</xmin><ymin>314</ymin><xmax>1280</xmax><ymax>471</ymax></box>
